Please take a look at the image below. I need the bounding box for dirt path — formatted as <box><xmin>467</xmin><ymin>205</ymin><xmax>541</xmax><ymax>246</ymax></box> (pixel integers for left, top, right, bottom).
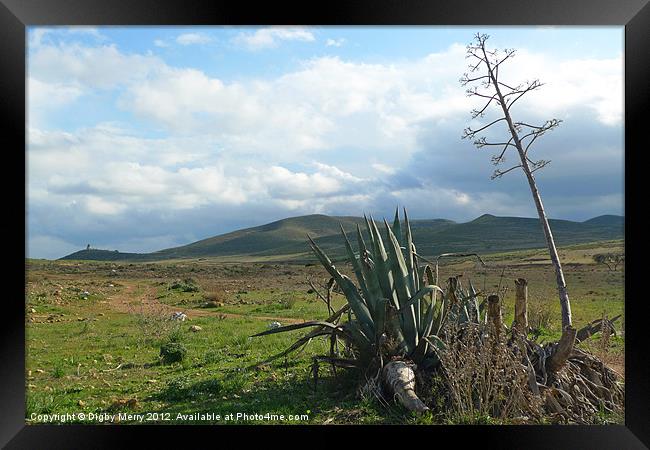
<box><xmin>105</xmin><ymin>281</ymin><xmax>306</xmax><ymax>325</ymax></box>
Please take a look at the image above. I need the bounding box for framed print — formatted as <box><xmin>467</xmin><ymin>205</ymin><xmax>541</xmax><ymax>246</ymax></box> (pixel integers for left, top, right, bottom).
<box><xmin>3</xmin><ymin>0</ymin><xmax>648</xmax><ymax>447</ymax></box>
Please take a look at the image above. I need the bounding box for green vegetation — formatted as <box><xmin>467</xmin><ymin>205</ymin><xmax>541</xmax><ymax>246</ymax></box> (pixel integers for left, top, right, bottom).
<box><xmin>26</xmin><ymin>237</ymin><xmax>624</xmax><ymax>424</ymax></box>
<box><xmin>256</xmin><ymin>210</ymin><xmax>489</xmax><ymax>414</ymax></box>
<box><xmin>254</xmin><ymin>211</ymin><xmax>624</xmax><ymax>421</ymax></box>
<box><xmin>160</xmin><ymin>343</ymin><xmax>187</xmax><ymax>364</ymax></box>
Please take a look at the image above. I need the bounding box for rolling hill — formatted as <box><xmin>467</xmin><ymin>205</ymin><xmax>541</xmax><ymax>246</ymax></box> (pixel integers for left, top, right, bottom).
<box><xmin>60</xmin><ymin>213</ymin><xmax>624</xmax><ymax>262</ymax></box>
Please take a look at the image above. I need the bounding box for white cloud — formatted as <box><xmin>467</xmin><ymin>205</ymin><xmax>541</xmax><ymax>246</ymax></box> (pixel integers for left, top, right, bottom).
<box><xmin>26</xmin><ymin>34</ymin><xmax>623</xmax><ymax>257</ymax></box>
<box><xmin>30</xmin><ymin>42</ymin><xmax>163</xmax><ymax>89</ymax></box>
<box><xmin>84</xmin><ymin>196</ymin><xmax>126</xmax><ymax>215</ymax></box>
<box><xmin>29</xmin><ymin>39</ymin><xmax>622</xmax><ymax>164</ymax></box>
<box><xmin>28</xmin><ymin>77</ymin><xmax>84</xmax><ymax>127</ymax></box>
<box><xmin>122</xmin><ymin>49</ymin><xmax>473</xmax><ymax>157</ymax></box>
<box><xmin>468</xmin><ymin>48</ymin><xmax>623</xmax><ymax>127</ymax></box>
<box><xmin>371</xmin><ymin>163</ymin><xmax>396</xmax><ymax>175</ymax></box>
<box><xmin>176</xmin><ymin>33</ymin><xmax>212</xmax><ymax>45</ymax></box>
<box><xmin>154</xmin><ymin>39</ymin><xmax>168</xmax><ymax>48</ymax></box>
<box><xmin>28</xmin><ymin>27</ymin><xmax>106</xmax><ymax>49</ymax></box>
<box><xmin>325</xmin><ymin>38</ymin><xmax>345</xmax><ymax>47</ymax></box>
<box><xmin>233</xmin><ymin>27</ymin><xmax>315</xmax><ymax>50</ymax></box>
<box><xmin>28</xmin><ymin>124</ymin><xmax>373</xmax><ymax>221</ymax></box>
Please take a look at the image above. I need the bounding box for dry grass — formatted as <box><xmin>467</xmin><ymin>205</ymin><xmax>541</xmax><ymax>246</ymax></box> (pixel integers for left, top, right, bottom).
<box><xmin>528</xmin><ymin>297</ymin><xmax>554</xmax><ymax>338</ymax></box>
<box><xmin>130</xmin><ymin>302</ymin><xmax>183</xmax><ymax>348</ymax></box>
<box><xmin>579</xmin><ymin>314</ymin><xmax>625</xmax><ymax>378</ymax></box>
<box><xmin>435</xmin><ymin>322</ymin><xmax>542</xmax><ymax>423</ymax></box>
<box><xmin>202</xmin><ymin>290</ymin><xmax>227</xmax><ymax>305</ymax></box>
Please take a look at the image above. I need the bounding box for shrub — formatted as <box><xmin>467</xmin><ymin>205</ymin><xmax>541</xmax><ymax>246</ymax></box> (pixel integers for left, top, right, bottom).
<box><xmin>160</xmin><ymin>342</ymin><xmax>187</xmax><ymax>364</ymax></box>
<box><xmin>167</xmin><ymin>327</ymin><xmax>185</xmax><ymax>344</ymax></box>
<box><xmin>279</xmin><ymin>297</ymin><xmax>297</xmax><ymax>309</ymax></box>
<box><xmin>132</xmin><ymin>304</ymin><xmax>181</xmax><ymax>348</ymax></box>
<box><xmin>155</xmin><ymin>376</ymin><xmax>222</xmax><ymax>401</ymax></box>
<box><xmin>170</xmin><ymin>278</ymin><xmax>199</xmax><ymax>293</ymax></box>
<box><xmin>528</xmin><ymin>299</ymin><xmax>554</xmax><ymax>339</ymax></box>
<box><xmin>203</xmin><ymin>349</ymin><xmax>221</xmax><ymax>364</ymax></box>
<box><xmin>592</xmin><ymin>253</ymin><xmax>624</xmax><ymax>271</ymax></box>
<box><xmin>203</xmin><ymin>290</ymin><xmax>226</xmax><ymax>306</ymax></box>
<box><xmin>52</xmin><ymin>363</ymin><xmax>65</xmax><ymax>378</ymax></box>
<box><xmin>436</xmin><ymin>322</ymin><xmax>541</xmax><ymax>422</ymax></box>
<box><xmin>26</xmin><ymin>392</ymin><xmax>62</xmax><ymax>417</ymax></box>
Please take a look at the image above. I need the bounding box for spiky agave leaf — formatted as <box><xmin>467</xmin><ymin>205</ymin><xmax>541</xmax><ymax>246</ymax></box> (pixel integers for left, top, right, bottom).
<box><xmin>403</xmin><ymin>208</ymin><xmax>418</xmax><ymax>295</ymax></box>
<box><xmin>417</xmin><ymin>264</ymin><xmax>431</xmax><ymax>292</ymax></box>
<box><xmin>249</xmin><ymin>303</ymin><xmax>351</xmax><ymax>367</ymax></box>
<box><xmin>420</xmin><ymin>297</ymin><xmax>437</xmax><ymax>338</ymax></box>
<box><xmin>428</xmin><ymin>294</ymin><xmax>446</xmax><ymax>336</ymax></box>
<box><xmin>307</xmin><ymin>236</ymin><xmax>375</xmax><ymax>337</ymax></box>
<box><xmin>383</xmin><ymin>219</ymin><xmax>412</xmax><ymax>303</ymax></box>
<box><xmin>356</xmin><ymin>224</ymin><xmax>383</xmax><ymax>305</ymax></box>
<box><xmin>373</xmin><ymin>297</ymin><xmax>389</xmax><ymax>343</ymax></box>
<box><xmin>392</xmin><ymin>207</ymin><xmax>403</xmax><ymax>247</ymax></box>
<box><xmin>251</xmin><ymin>320</ymin><xmax>342</xmax><ymax>337</ymax></box>
<box><xmin>341</xmin><ymin>319</ymin><xmax>373</xmax><ymax>356</ymax></box>
<box><xmin>250</xmin><ymin>329</ymin><xmax>334</xmax><ymax>368</ymax></box>
<box><xmin>367</xmin><ymin>216</ymin><xmax>397</xmax><ymax>309</ymax></box>
<box><xmin>383</xmin><ymin>219</ymin><xmax>419</xmax><ymax>350</ymax></box>
<box><xmin>420</xmin><ymin>334</ymin><xmax>446</xmax><ymax>368</ymax></box>
<box><xmin>340</xmin><ymin>224</ymin><xmax>374</xmax><ymax>315</ymax></box>
<box><xmin>397</xmin><ymin>285</ymin><xmax>444</xmax><ymax>314</ymax></box>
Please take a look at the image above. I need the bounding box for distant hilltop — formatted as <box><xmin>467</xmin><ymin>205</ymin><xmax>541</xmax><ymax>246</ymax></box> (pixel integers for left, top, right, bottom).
<box><xmin>60</xmin><ymin>213</ymin><xmax>624</xmax><ymax>262</ymax></box>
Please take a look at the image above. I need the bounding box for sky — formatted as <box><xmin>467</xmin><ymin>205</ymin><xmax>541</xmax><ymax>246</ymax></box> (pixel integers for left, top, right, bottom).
<box><xmin>26</xmin><ymin>26</ymin><xmax>624</xmax><ymax>259</ymax></box>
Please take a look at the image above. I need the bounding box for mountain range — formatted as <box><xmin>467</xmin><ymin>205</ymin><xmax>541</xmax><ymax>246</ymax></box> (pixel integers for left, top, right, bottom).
<box><xmin>59</xmin><ymin>213</ymin><xmax>624</xmax><ymax>262</ymax></box>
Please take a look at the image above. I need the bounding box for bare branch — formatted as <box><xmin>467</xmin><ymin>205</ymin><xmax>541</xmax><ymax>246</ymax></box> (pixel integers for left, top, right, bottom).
<box><xmin>524</xmin><ymin>133</ymin><xmax>542</xmax><ymax>154</ymax></box>
<box><xmin>460</xmin><ymin>73</ymin><xmax>490</xmax><ymax>86</ymax></box>
<box><xmin>491</xmin><ymin>164</ymin><xmax>522</xmax><ymax>179</ymax></box>
<box><xmin>466</xmin><ymin>50</ymin><xmax>485</xmax><ymax>61</ymax></box>
<box><xmin>505</xmin><ymin>80</ymin><xmax>544</xmax><ymax>111</ymax></box>
<box><xmin>523</xmin><ymin>119</ymin><xmax>563</xmax><ymax>154</ymax></box>
<box><xmin>517</xmin><ymin>132</ymin><xmax>536</xmax><ymax>146</ymax></box>
<box><xmin>491</xmin><ymin>136</ymin><xmax>516</xmax><ymax>164</ymax></box>
<box><xmin>473</xmin><ymin>137</ymin><xmax>515</xmax><ymax>149</ymax></box>
<box><xmin>462</xmin><ymin>117</ymin><xmax>507</xmax><ymax>140</ymax></box>
<box><xmin>515</xmin><ymin>121</ymin><xmax>546</xmax><ymax>129</ymax></box>
<box><xmin>497</xmin><ymin>81</ymin><xmax>521</xmax><ymax>91</ymax></box>
<box><xmin>492</xmin><ymin>49</ymin><xmax>516</xmax><ymax>71</ymax></box>
<box><xmin>465</xmin><ymin>86</ymin><xmax>500</xmax><ymax>102</ymax></box>
<box><xmin>530</xmin><ymin>159</ymin><xmax>551</xmax><ymax>173</ymax></box>
<box><xmin>470</xmin><ymin>96</ymin><xmax>499</xmax><ymax>118</ymax></box>
<box><xmin>490</xmin><ymin>154</ymin><xmax>505</xmax><ymax>165</ymax></box>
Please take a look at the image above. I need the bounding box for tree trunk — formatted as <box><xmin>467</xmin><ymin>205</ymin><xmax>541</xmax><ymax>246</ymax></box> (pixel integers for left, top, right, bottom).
<box><xmin>484</xmin><ymin>57</ymin><xmax>573</xmax><ymax>329</ymax></box>
<box><xmin>513</xmin><ymin>278</ymin><xmax>529</xmax><ymax>334</ymax></box>
<box><xmin>517</xmin><ymin>163</ymin><xmax>572</xmax><ymax>329</ymax></box>
<box><xmin>381</xmin><ymin>360</ymin><xmax>429</xmax><ymax>413</ymax></box>
<box><xmin>487</xmin><ymin>294</ymin><xmax>503</xmax><ymax>340</ymax></box>
<box><xmin>547</xmin><ymin>326</ymin><xmax>577</xmax><ymax>375</ymax></box>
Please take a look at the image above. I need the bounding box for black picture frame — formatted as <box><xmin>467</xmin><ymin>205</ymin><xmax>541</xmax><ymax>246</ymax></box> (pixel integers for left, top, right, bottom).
<box><xmin>3</xmin><ymin>0</ymin><xmax>648</xmax><ymax>447</ymax></box>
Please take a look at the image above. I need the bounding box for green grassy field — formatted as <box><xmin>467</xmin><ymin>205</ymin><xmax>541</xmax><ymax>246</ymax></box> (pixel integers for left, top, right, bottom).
<box><xmin>25</xmin><ymin>239</ymin><xmax>624</xmax><ymax>425</ymax></box>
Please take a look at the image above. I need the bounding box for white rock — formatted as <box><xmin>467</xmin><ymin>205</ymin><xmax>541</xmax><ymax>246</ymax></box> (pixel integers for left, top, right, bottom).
<box><xmin>171</xmin><ymin>312</ymin><xmax>187</xmax><ymax>321</ymax></box>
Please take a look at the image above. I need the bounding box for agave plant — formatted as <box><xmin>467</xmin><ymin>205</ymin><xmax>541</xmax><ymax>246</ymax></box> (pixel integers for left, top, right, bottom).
<box><xmin>252</xmin><ymin>208</ymin><xmax>483</xmax><ymax>412</ymax></box>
